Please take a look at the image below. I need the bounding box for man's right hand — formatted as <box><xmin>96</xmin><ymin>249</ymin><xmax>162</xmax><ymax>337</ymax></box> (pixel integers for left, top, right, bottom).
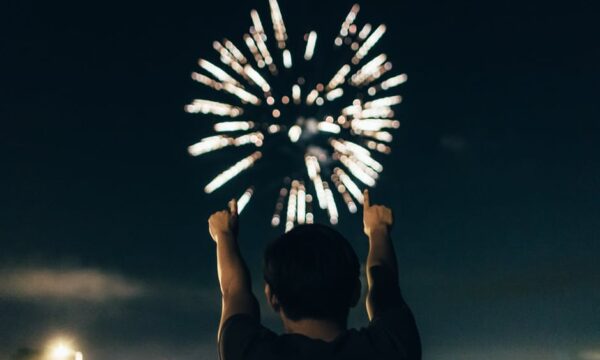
<box><xmin>362</xmin><ymin>189</ymin><xmax>393</xmax><ymax>238</ymax></box>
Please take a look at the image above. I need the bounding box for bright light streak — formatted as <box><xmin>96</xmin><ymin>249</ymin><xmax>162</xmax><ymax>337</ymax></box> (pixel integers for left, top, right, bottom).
<box><xmin>326</xmin><ymin>88</ymin><xmax>344</xmax><ymax>101</ymax></box>
<box><xmin>292</xmin><ymin>84</ymin><xmax>301</xmax><ymax>104</ymax></box>
<box><xmin>271</xmin><ymin>185</ymin><xmax>288</xmax><ymax>227</ymax></box>
<box><xmin>348</xmin><ymin>152</ymin><xmax>380</xmax><ymax>179</ymax></box>
<box><xmin>358</xmin><ymin>23</ymin><xmax>372</xmax><ymax>40</ymax></box>
<box><xmin>198</xmin><ymin>59</ymin><xmax>240</xmax><ymax>86</ymax></box>
<box><xmin>331</xmin><ymin>139</ymin><xmax>369</xmax><ymax>156</ymax></box>
<box><xmin>269</xmin><ymin>0</ymin><xmax>288</xmax><ymax>49</ymax></box>
<box><xmin>350</xmin><ymin>53</ymin><xmax>387</xmax><ymax>85</ymax></box>
<box><xmin>351</xmin><ymin>118</ymin><xmax>400</xmax><ymax>131</ymax></box>
<box><xmin>75</xmin><ymin>352</ymin><xmax>83</xmax><ymax>360</ymax></box>
<box><xmin>359</xmin><ymin>107</ymin><xmax>394</xmax><ymax>118</ymax></box>
<box><xmin>326</xmin><ymin>64</ymin><xmax>351</xmax><ymax>90</ymax></box>
<box><xmin>305</xmin><ymin>161</ymin><xmax>327</xmax><ymax>210</ymax></box>
<box><xmin>304</xmin><ymin>31</ymin><xmax>317</xmax><ymax>60</ymax></box>
<box><xmin>314</xmin><ymin>177</ymin><xmax>328</xmax><ymax>209</ymax></box>
<box><xmin>317</xmin><ymin>121</ymin><xmax>341</xmax><ymax>134</ymax></box>
<box><xmin>338</xmin><ymin>4</ymin><xmax>360</xmax><ymax>39</ymax></box>
<box><xmin>342</xmin><ymin>103</ymin><xmax>362</xmax><ymax>116</ymax></box>
<box><xmin>214</xmin><ymin>121</ymin><xmax>254</xmax><ymax>132</ymax></box>
<box><xmin>188</xmin><ymin>135</ymin><xmax>232</xmax><ymax>156</ymax></box>
<box><xmin>223</xmin><ymin>83</ymin><xmax>261</xmax><ymax>104</ymax></box>
<box><xmin>224</xmin><ymin>39</ymin><xmax>248</xmax><ymax>64</ymax></box>
<box><xmin>358</xmin><ymin>62</ymin><xmax>393</xmax><ymax>86</ymax></box>
<box><xmin>288</xmin><ymin>125</ymin><xmax>302</xmax><ymax>142</ymax></box>
<box><xmin>364</xmin><ymin>95</ymin><xmax>402</xmax><ymax>108</ymax></box>
<box><xmin>339</xmin><ymin>155</ymin><xmax>376</xmax><ymax>186</ymax></box>
<box><xmin>331</xmin><ymin>172</ymin><xmax>358</xmax><ymax>213</ymax></box>
<box><xmin>254</xmin><ymin>38</ymin><xmax>274</xmax><ymax>67</ymax></box>
<box><xmin>380</xmin><ymin>73</ymin><xmax>407</xmax><ymax>90</ymax></box>
<box><xmin>185</xmin><ymin>99</ymin><xmax>243</xmax><ymax>117</ymax></box>
<box><xmin>330</xmin><ymin>138</ymin><xmax>348</xmax><ymax>154</ymax></box>
<box><xmin>191</xmin><ymin>72</ymin><xmax>223</xmax><ymax>91</ymax></box>
<box><xmin>297</xmin><ymin>184</ymin><xmax>306</xmax><ymax>224</ymax></box>
<box><xmin>345</xmin><ymin>140</ymin><xmax>372</xmax><ymax>156</ymax></box>
<box><xmin>331</xmin><ymin>139</ymin><xmax>383</xmax><ymax>173</ymax></box>
<box><xmin>285</xmin><ymin>181</ymin><xmax>298</xmax><ymax>231</ymax></box>
<box><xmin>244</xmin><ymin>65</ymin><xmax>271</xmax><ymax>92</ymax></box>
<box><xmin>350</xmin><ymin>153</ymin><xmax>383</xmax><ymax>173</ymax></box>
<box><xmin>213</xmin><ymin>41</ymin><xmax>235</xmax><ymax>63</ymax></box>
<box><xmin>306</xmin><ymin>89</ymin><xmax>319</xmax><ymax>105</ymax></box>
<box><xmin>192</xmin><ymin>70</ymin><xmax>259</xmax><ymax>104</ymax></box>
<box><xmin>324</xmin><ymin>184</ymin><xmax>338</xmax><ymax>224</ymax></box>
<box><xmin>335</xmin><ymin>168</ymin><xmax>364</xmax><ymax>204</ymax></box>
<box><xmin>305</xmin><ymin>155</ymin><xmax>320</xmax><ymax>179</ymax></box>
<box><xmin>251</xmin><ymin>24</ymin><xmax>275</xmax><ymax>68</ymax></box>
<box><xmin>237</xmin><ymin>187</ymin><xmax>254</xmax><ymax>214</ymax></box>
<box><xmin>283</xmin><ymin>49</ymin><xmax>292</xmax><ymax>68</ymax></box>
<box><xmin>353</xmin><ymin>24</ymin><xmax>386</xmax><ymax>64</ymax></box>
<box><xmin>358</xmin><ymin>53</ymin><xmax>387</xmax><ymax>74</ymax></box>
<box><xmin>250</xmin><ymin>9</ymin><xmax>265</xmax><ymax>35</ymax></box>
<box><xmin>218</xmin><ymin>52</ymin><xmax>248</xmax><ymax>79</ymax></box>
<box><xmin>204</xmin><ymin>151</ymin><xmax>262</xmax><ymax>193</ymax></box>
<box><xmin>366</xmin><ymin>140</ymin><xmax>392</xmax><ymax>154</ymax></box>
<box><xmin>243</xmin><ymin>34</ymin><xmax>266</xmax><ymax>68</ymax></box>
<box><xmin>234</xmin><ymin>131</ymin><xmax>264</xmax><ymax>146</ymax></box>
<box><xmin>363</xmin><ymin>130</ymin><xmax>393</xmax><ymax>142</ymax></box>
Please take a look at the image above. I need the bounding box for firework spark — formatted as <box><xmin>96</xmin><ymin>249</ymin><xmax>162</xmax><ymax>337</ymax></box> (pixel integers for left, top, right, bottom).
<box><xmin>186</xmin><ymin>1</ymin><xmax>407</xmax><ymax>230</ymax></box>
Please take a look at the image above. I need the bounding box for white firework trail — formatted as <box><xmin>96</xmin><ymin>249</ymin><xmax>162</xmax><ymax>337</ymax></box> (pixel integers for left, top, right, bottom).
<box><xmin>186</xmin><ymin>1</ymin><xmax>407</xmax><ymax>229</ymax></box>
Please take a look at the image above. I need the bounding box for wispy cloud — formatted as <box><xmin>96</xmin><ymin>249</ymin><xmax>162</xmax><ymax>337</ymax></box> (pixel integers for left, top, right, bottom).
<box><xmin>0</xmin><ymin>267</ymin><xmax>145</xmax><ymax>302</ymax></box>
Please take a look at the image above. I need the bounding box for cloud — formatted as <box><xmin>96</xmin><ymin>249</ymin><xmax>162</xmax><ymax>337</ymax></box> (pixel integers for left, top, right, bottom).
<box><xmin>0</xmin><ymin>267</ymin><xmax>145</xmax><ymax>302</ymax></box>
<box><xmin>580</xmin><ymin>350</ymin><xmax>600</xmax><ymax>360</ymax></box>
<box><xmin>0</xmin><ymin>266</ymin><xmax>223</xmax><ymax>359</ymax></box>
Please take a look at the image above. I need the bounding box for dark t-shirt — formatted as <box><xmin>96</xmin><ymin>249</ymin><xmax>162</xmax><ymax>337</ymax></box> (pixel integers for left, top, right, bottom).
<box><xmin>219</xmin><ymin>267</ymin><xmax>421</xmax><ymax>360</ymax></box>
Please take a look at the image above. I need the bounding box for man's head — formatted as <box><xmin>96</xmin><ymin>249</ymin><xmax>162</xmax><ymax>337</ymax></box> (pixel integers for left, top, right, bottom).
<box><xmin>263</xmin><ymin>224</ymin><xmax>361</xmax><ymax>323</ymax></box>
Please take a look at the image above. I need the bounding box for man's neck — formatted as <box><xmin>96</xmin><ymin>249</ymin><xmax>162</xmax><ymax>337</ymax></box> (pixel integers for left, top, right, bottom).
<box><xmin>282</xmin><ymin>316</ymin><xmax>346</xmax><ymax>342</ymax></box>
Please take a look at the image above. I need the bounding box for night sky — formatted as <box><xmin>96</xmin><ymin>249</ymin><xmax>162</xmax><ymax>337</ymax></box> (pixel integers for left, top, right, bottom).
<box><xmin>2</xmin><ymin>0</ymin><xmax>599</xmax><ymax>359</ymax></box>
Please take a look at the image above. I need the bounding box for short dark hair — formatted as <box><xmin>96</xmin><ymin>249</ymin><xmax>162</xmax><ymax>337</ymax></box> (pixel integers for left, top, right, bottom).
<box><xmin>263</xmin><ymin>224</ymin><xmax>360</xmax><ymax>322</ymax></box>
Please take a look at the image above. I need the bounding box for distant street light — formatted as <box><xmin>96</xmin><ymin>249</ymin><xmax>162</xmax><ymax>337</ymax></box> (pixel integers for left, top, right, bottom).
<box><xmin>47</xmin><ymin>340</ymin><xmax>83</xmax><ymax>360</ymax></box>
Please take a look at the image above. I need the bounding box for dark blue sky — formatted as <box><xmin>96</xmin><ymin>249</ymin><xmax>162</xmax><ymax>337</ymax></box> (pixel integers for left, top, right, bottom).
<box><xmin>1</xmin><ymin>0</ymin><xmax>599</xmax><ymax>359</ymax></box>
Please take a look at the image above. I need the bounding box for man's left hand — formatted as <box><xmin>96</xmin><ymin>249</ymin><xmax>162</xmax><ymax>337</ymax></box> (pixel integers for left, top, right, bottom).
<box><xmin>208</xmin><ymin>199</ymin><xmax>239</xmax><ymax>242</ymax></box>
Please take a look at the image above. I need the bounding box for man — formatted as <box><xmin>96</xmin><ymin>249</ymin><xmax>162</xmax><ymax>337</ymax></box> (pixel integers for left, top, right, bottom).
<box><xmin>208</xmin><ymin>190</ymin><xmax>421</xmax><ymax>359</ymax></box>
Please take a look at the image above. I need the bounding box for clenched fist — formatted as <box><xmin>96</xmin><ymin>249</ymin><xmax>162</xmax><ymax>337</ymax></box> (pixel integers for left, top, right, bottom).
<box><xmin>208</xmin><ymin>199</ymin><xmax>239</xmax><ymax>242</ymax></box>
<box><xmin>362</xmin><ymin>189</ymin><xmax>393</xmax><ymax>237</ymax></box>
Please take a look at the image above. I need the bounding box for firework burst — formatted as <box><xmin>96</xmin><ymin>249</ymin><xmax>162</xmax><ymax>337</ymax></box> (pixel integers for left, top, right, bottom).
<box><xmin>186</xmin><ymin>1</ymin><xmax>407</xmax><ymax>231</ymax></box>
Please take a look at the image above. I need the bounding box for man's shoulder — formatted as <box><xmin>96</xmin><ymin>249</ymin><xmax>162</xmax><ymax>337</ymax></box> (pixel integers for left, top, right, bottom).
<box><xmin>219</xmin><ymin>313</ymin><xmax>418</xmax><ymax>360</ymax></box>
<box><xmin>219</xmin><ymin>314</ymin><xmax>278</xmax><ymax>360</ymax></box>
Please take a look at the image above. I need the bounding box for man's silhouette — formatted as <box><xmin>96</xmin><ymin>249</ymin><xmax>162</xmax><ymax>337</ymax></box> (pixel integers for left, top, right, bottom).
<box><xmin>208</xmin><ymin>190</ymin><xmax>421</xmax><ymax>359</ymax></box>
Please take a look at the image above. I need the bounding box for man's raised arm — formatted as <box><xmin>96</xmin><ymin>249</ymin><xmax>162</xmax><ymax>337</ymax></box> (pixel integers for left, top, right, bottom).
<box><xmin>209</xmin><ymin>199</ymin><xmax>259</xmax><ymax>340</ymax></box>
<box><xmin>363</xmin><ymin>190</ymin><xmax>421</xmax><ymax>359</ymax></box>
<box><xmin>363</xmin><ymin>189</ymin><xmax>398</xmax><ymax>319</ymax></box>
